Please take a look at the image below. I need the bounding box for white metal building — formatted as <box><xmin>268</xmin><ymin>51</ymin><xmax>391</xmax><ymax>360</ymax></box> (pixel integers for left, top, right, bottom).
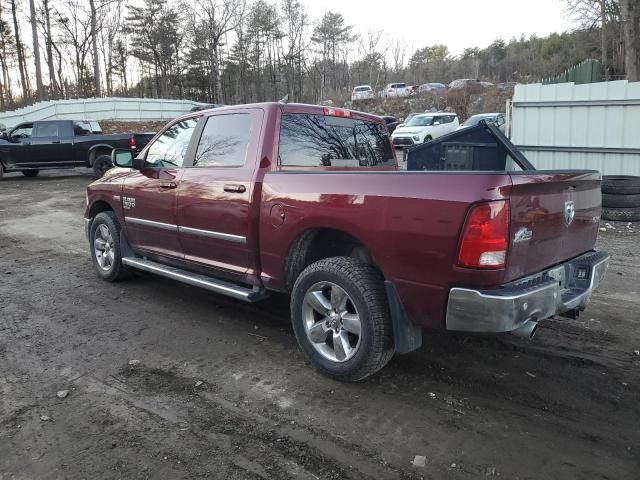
<box><xmin>510</xmin><ymin>80</ymin><xmax>640</xmax><ymax>175</ymax></box>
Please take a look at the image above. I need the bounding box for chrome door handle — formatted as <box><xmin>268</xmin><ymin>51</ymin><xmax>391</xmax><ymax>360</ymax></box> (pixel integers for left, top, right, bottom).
<box><xmin>224</xmin><ymin>184</ymin><xmax>246</xmax><ymax>193</ymax></box>
<box><xmin>159</xmin><ymin>182</ymin><xmax>177</xmax><ymax>189</ymax></box>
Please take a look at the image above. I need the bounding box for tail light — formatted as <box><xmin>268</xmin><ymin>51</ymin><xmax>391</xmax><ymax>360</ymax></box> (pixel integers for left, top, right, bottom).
<box><xmin>457</xmin><ymin>200</ymin><xmax>509</xmax><ymax>268</ymax></box>
<box><xmin>128</xmin><ymin>135</ymin><xmax>136</xmax><ymax>150</ymax></box>
<box><xmin>323</xmin><ymin>107</ymin><xmax>351</xmax><ymax>118</ymax></box>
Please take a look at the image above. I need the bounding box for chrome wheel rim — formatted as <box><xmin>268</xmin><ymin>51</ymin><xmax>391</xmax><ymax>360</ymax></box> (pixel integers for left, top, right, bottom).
<box><xmin>302</xmin><ymin>282</ymin><xmax>362</xmax><ymax>363</ymax></box>
<box><xmin>93</xmin><ymin>224</ymin><xmax>115</xmax><ymax>271</ymax></box>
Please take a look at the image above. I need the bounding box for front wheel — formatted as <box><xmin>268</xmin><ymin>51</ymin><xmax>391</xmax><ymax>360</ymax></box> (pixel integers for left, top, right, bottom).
<box><xmin>93</xmin><ymin>154</ymin><xmax>113</xmax><ymax>178</ymax></box>
<box><xmin>290</xmin><ymin>257</ymin><xmax>394</xmax><ymax>381</ymax></box>
<box><xmin>21</xmin><ymin>170</ymin><xmax>39</xmax><ymax>177</ymax></box>
<box><xmin>89</xmin><ymin>211</ymin><xmax>132</xmax><ymax>281</ymax></box>
<box><xmin>423</xmin><ymin>135</ymin><xmax>432</xmax><ymax>143</ymax></box>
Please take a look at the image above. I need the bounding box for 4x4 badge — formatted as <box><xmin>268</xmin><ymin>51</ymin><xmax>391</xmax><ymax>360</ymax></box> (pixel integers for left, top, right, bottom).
<box><xmin>123</xmin><ymin>196</ymin><xmax>136</xmax><ymax>209</ymax></box>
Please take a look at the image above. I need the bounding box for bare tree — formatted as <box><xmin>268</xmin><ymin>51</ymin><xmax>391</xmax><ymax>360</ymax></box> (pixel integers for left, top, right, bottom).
<box><xmin>29</xmin><ymin>0</ymin><xmax>44</xmax><ymax>100</ymax></box>
<box><xmin>89</xmin><ymin>0</ymin><xmax>100</xmax><ymax>96</ymax></box>
<box><xmin>193</xmin><ymin>0</ymin><xmax>244</xmax><ymax>103</ymax></box>
<box><xmin>10</xmin><ymin>0</ymin><xmax>29</xmax><ymax>100</ymax></box>
<box><xmin>620</xmin><ymin>0</ymin><xmax>639</xmax><ymax>80</ymax></box>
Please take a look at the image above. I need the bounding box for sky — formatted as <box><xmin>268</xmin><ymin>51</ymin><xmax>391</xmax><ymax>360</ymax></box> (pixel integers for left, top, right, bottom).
<box><xmin>304</xmin><ymin>0</ymin><xmax>576</xmax><ymax>56</ymax></box>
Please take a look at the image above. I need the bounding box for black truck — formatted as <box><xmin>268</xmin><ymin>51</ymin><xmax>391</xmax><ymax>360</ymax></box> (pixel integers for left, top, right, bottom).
<box><xmin>0</xmin><ymin>119</ymin><xmax>155</xmax><ymax>178</ymax></box>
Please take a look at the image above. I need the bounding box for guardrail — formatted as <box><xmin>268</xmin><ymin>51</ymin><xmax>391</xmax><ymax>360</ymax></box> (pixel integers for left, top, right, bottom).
<box><xmin>0</xmin><ymin>97</ymin><xmax>206</xmax><ymax>128</ymax></box>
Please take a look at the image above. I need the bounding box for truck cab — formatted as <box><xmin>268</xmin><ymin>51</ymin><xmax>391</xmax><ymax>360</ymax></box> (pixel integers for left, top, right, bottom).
<box><xmin>84</xmin><ymin>103</ymin><xmax>608</xmax><ymax>381</ymax></box>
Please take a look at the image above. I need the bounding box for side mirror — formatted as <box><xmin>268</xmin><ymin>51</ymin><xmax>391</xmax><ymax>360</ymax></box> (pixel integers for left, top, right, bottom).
<box><xmin>434</xmin><ymin>121</ymin><xmax>441</xmax><ymax>126</ymax></box>
<box><xmin>112</xmin><ymin>148</ymin><xmax>134</xmax><ymax>168</ymax></box>
<box><xmin>397</xmin><ymin>123</ymin><xmax>405</xmax><ymax>128</ymax></box>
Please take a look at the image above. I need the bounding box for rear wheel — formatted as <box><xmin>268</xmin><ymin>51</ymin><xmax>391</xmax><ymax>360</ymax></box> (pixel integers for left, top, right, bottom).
<box><xmin>93</xmin><ymin>153</ymin><xmax>113</xmax><ymax>178</ymax></box>
<box><xmin>290</xmin><ymin>257</ymin><xmax>394</xmax><ymax>381</ymax></box>
<box><xmin>89</xmin><ymin>211</ymin><xmax>132</xmax><ymax>281</ymax></box>
<box><xmin>21</xmin><ymin>170</ymin><xmax>39</xmax><ymax>177</ymax></box>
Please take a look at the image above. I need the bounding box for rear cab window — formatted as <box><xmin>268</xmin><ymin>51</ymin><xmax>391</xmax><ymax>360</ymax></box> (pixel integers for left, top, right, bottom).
<box><xmin>278</xmin><ymin>112</ymin><xmax>395</xmax><ymax>169</ymax></box>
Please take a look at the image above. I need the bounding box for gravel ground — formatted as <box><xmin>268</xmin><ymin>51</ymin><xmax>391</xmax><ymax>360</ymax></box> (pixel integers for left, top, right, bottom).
<box><xmin>1</xmin><ymin>169</ymin><xmax>639</xmax><ymax>480</ymax></box>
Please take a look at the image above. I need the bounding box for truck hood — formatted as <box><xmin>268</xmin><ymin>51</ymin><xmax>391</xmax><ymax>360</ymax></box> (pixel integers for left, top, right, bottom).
<box><xmin>392</xmin><ymin>126</ymin><xmax>430</xmax><ymax>136</ymax></box>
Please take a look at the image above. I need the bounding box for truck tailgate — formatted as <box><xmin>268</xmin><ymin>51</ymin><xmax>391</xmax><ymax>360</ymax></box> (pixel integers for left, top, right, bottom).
<box><xmin>505</xmin><ymin>171</ymin><xmax>602</xmax><ymax>282</ymax></box>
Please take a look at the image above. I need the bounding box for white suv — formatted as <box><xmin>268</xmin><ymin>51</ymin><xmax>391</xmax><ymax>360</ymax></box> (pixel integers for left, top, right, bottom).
<box><xmin>380</xmin><ymin>83</ymin><xmax>409</xmax><ymax>98</ymax></box>
<box><xmin>351</xmin><ymin>85</ymin><xmax>374</xmax><ymax>101</ymax></box>
<box><xmin>390</xmin><ymin>113</ymin><xmax>459</xmax><ymax>148</ymax></box>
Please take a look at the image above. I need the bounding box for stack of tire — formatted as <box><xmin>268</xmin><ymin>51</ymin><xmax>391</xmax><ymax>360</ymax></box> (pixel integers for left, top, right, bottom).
<box><xmin>601</xmin><ymin>175</ymin><xmax>640</xmax><ymax>222</ymax></box>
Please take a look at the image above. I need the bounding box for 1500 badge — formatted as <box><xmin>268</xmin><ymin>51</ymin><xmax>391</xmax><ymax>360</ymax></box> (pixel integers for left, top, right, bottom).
<box><xmin>123</xmin><ymin>196</ymin><xmax>136</xmax><ymax>209</ymax></box>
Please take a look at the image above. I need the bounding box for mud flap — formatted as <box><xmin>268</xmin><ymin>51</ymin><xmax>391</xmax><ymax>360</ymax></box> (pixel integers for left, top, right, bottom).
<box><xmin>384</xmin><ymin>281</ymin><xmax>422</xmax><ymax>354</ymax></box>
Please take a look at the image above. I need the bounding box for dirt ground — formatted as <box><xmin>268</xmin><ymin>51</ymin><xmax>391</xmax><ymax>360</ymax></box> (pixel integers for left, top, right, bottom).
<box><xmin>1</xmin><ymin>169</ymin><xmax>639</xmax><ymax>480</ymax></box>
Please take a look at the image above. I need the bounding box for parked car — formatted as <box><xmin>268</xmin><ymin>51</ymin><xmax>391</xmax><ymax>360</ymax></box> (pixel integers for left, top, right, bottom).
<box><xmin>351</xmin><ymin>85</ymin><xmax>375</xmax><ymax>101</ymax></box>
<box><xmin>190</xmin><ymin>103</ymin><xmax>224</xmax><ymax>112</ymax></box>
<box><xmin>391</xmin><ymin>112</ymin><xmax>459</xmax><ymax>147</ymax></box>
<box><xmin>84</xmin><ymin>102</ymin><xmax>608</xmax><ymax>381</ymax></box>
<box><xmin>458</xmin><ymin>113</ymin><xmax>506</xmax><ymax>133</ymax></box>
<box><xmin>0</xmin><ymin>120</ymin><xmax>154</xmax><ymax>178</ymax></box>
<box><xmin>380</xmin><ymin>115</ymin><xmax>400</xmax><ymax>134</ymax></box>
<box><xmin>417</xmin><ymin>83</ymin><xmax>447</xmax><ymax>96</ymax></box>
<box><xmin>380</xmin><ymin>83</ymin><xmax>409</xmax><ymax>98</ymax></box>
<box><xmin>497</xmin><ymin>82</ymin><xmax>518</xmax><ymax>94</ymax></box>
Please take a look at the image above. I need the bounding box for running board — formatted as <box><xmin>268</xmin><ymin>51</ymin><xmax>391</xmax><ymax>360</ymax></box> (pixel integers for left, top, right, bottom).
<box><xmin>121</xmin><ymin>257</ymin><xmax>269</xmax><ymax>303</ymax></box>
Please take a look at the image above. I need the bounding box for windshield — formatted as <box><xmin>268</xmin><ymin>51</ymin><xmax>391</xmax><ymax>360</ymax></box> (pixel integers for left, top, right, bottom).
<box><xmin>355</xmin><ymin>87</ymin><xmax>371</xmax><ymax>92</ymax></box>
<box><xmin>406</xmin><ymin>116</ymin><xmax>434</xmax><ymax>127</ymax></box>
<box><xmin>463</xmin><ymin>115</ymin><xmax>495</xmax><ymax>127</ymax></box>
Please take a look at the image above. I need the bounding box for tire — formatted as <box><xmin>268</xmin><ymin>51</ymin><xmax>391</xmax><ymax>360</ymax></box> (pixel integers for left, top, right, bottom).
<box><xmin>89</xmin><ymin>211</ymin><xmax>132</xmax><ymax>281</ymax></box>
<box><xmin>602</xmin><ymin>193</ymin><xmax>640</xmax><ymax>208</ymax></box>
<box><xmin>93</xmin><ymin>153</ymin><xmax>113</xmax><ymax>178</ymax></box>
<box><xmin>601</xmin><ymin>206</ymin><xmax>640</xmax><ymax>222</ymax></box>
<box><xmin>601</xmin><ymin>175</ymin><xmax>640</xmax><ymax>195</ymax></box>
<box><xmin>424</xmin><ymin>135</ymin><xmax>432</xmax><ymax>143</ymax></box>
<box><xmin>21</xmin><ymin>170</ymin><xmax>39</xmax><ymax>177</ymax></box>
<box><xmin>290</xmin><ymin>257</ymin><xmax>394</xmax><ymax>381</ymax></box>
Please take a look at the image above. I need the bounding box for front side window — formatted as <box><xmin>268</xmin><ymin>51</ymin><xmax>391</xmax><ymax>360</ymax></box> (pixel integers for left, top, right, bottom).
<box><xmin>193</xmin><ymin>114</ymin><xmax>251</xmax><ymax>167</ymax></box>
<box><xmin>11</xmin><ymin>124</ymin><xmax>33</xmax><ymax>140</ymax></box>
<box><xmin>279</xmin><ymin>113</ymin><xmax>394</xmax><ymax>168</ymax></box>
<box><xmin>145</xmin><ymin>118</ymin><xmax>198</xmax><ymax>168</ymax></box>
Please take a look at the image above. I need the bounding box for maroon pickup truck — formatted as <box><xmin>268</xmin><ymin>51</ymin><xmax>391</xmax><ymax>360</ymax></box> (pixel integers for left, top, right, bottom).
<box><xmin>84</xmin><ymin>103</ymin><xmax>609</xmax><ymax>381</ymax></box>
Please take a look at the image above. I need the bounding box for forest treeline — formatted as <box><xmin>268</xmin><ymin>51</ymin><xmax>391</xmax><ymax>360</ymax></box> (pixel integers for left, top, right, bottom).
<box><xmin>0</xmin><ymin>0</ymin><xmax>638</xmax><ymax>109</ymax></box>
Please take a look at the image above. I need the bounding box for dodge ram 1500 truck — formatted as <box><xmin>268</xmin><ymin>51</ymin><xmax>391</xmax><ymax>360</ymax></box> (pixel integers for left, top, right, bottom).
<box><xmin>84</xmin><ymin>103</ymin><xmax>609</xmax><ymax>381</ymax></box>
<box><xmin>0</xmin><ymin>120</ymin><xmax>153</xmax><ymax>178</ymax></box>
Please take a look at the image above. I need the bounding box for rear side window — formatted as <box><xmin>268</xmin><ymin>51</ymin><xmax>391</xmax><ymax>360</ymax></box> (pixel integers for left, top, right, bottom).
<box><xmin>74</xmin><ymin>121</ymin><xmax>91</xmax><ymax>135</ymax></box>
<box><xmin>279</xmin><ymin>113</ymin><xmax>394</xmax><ymax>168</ymax></box>
<box><xmin>193</xmin><ymin>113</ymin><xmax>251</xmax><ymax>167</ymax></box>
<box><xmin>35</xmin><ymin>123</ymin><xmax>59</xmax><ymax>137</ymax></box>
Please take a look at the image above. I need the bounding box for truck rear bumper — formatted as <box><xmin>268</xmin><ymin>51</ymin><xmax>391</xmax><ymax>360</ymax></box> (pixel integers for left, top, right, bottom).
<box><xmin>445</xmin><ymin>250</ymin><xmax>609</xmax><ymax>334</ymax></box>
